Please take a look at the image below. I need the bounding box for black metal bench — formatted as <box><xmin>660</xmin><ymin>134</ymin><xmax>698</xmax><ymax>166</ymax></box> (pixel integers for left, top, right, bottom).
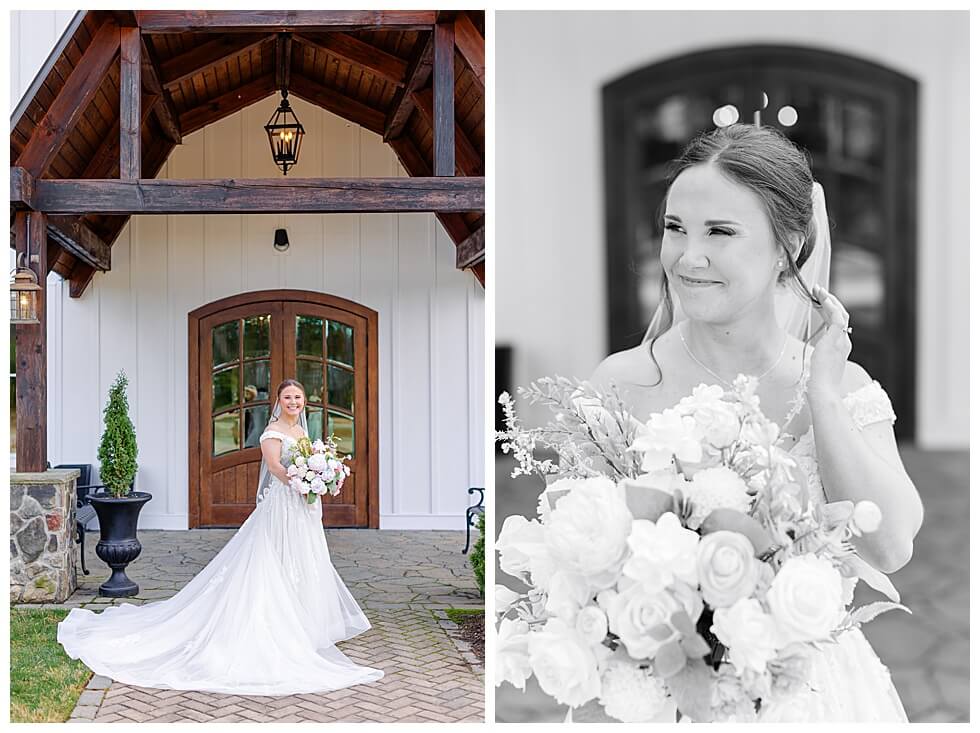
<box><xmin>54</xmin><ymin>463</ymin><xmax>102</xmax><ymax>576</ymax></box>
<box><xmin>462</xmin><ymin>486</ymin><xmax>485</xmax><ymax>553</ymax></box>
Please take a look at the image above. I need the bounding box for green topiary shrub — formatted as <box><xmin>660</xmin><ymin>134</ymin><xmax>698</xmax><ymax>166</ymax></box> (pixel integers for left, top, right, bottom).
<box><xmin>97</xmin><ymin>371</ymin><xmax>139</xmax><ymax>498</ymax></box>
<box><xmin>469</xmin><ymin>513</ymin><xmax>485</xmax><ymax>596</ymax></box>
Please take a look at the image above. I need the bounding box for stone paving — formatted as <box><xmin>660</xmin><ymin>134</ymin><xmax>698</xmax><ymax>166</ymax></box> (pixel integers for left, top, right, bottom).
<box><xmin>19</xmin><ymin>529</ymin><xmax>485</xmax><ymax>723</ymax></box>
<box><xmin>494</xmin><ymin>447</ymin><xmax>969</xmax><ymax>723</ymax></box>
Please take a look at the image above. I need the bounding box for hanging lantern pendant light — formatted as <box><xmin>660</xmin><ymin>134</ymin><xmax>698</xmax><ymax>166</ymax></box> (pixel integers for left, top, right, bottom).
<box><xmin>264</xmin><ymin>88</ymin><xmax>305</xmax><ymax>175</ymax></box>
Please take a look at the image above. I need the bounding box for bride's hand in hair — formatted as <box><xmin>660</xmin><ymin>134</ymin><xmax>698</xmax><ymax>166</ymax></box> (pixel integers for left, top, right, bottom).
<box><xmin>806</xmin><ymin>285</ymin><xmax>851</xmax><ymax>401</ymax></box>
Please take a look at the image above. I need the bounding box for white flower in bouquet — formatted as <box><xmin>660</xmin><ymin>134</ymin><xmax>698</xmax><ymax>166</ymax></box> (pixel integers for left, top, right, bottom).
<box><xmin>766</xmin><ymin>554</ymin><xmax>844</xmax><ymax>644</ymax></box>
<box><xmin>598</xmin><ymin>660</ymin><xmax>672</xmax><ymax>722</ymax></box>
<box><xmin>286</xmin><ymin>464</ymin><xmax>299</xmax><ymax>477</ymax></box>
<box><xmin>305</xmin><ymin>470</ymin><xmax>316</xmax><ymax>482</ymax></box>
<box><xmin>849</xmin><ymin>500</ymin><xmax>882</xmax><ymax>536</ymax></box>
<box><xmin>682</xmin><ymin>466</ymin><xmax>751</xmax><ymax>530</ymax></box>
<box><xmin>604</xmin><ymin>580</ymin><xmax>699</xmax><ymax>660</ymax></box>
<box><xmin>527</xmin><ymin>618</ymin><xmax>604</xmax><ymax>708</ymax></box>
<box><xmin>697</xmin><ymin>531</ymin><xmax>761</xmax><ymax>609</ymax></box>
<box><xmin>495</xmin><ymin>585</ymin><xmax>521</xmax><ymax>616</ymax></box>
<box><xmin>546</xmin><ymin>477</ymin><xmax>632</xmax><ymax>589</ymax></box>
<box><xmin>307</xmin><ymin>452</ymin><xmax>328</xmax><ymax>472</ymax></box>
<box><xmin>312</xmin><ymin>439</ymin><xmax>325</xmax><ymax>453</ymax></box>
<box><xmin>629</xmin><ymin>409</ymin><xmax>704</xmax><ymax>472</ymax></box>
<box><xmin>295</xmin><ymin>455</ymin><xmax>307</xmax><ymax>468</ymax></box>
<box><xmin>497</xmin><ymin>515</ymin><xmax>554</xmax><ymax>584</ymax></box>
<box><xmin>710</xmin><ymin>598</ymin><xmax>778</xmax><ymax>674</ymax></box>
<box><xmin>575</xmin><ymin>605</ymin><xmax>609</xmax><ymax>645</ymax></box>
<box><xmin>496</xmin><ymin>618</ymin><xmax>533</xmax><ymax>690</ymax></box>
<box><xmin>710</xmin><ymin>664</ymin><xmax>758</xmax><ymax>722</ymax></box>
<box><xmin>544</xmin><ymin>570</ymin><xmax>592</xmax><ymax>621</ymax></box>
<box><xmin>310</xmin><ymin>477</ymin><xmax>326</xmax><ymax>495</ymax></box>
<box><xmin>678</xmin><ymin>384</ymin><xmax>741</xmax><ymax>448</ymax></box>
<box><xmin>623</xmin><ymin>512</ymin><xmax>700</xmax><ymax>591</ymax></box>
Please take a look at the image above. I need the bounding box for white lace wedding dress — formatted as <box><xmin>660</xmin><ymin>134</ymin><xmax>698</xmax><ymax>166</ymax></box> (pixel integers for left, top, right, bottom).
<box><xmin>57</xmin><ymin>429</ymin><xmax>383</xmax><ymax>696</ymax></box>
<box><xmin>757</xmin><ymin>379</ymin><xmax>907</xmax><ymax>721</ymax></box>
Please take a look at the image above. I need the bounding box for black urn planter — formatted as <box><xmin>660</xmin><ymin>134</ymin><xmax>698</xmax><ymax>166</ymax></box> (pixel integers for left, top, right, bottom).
<box><xmin>89</xmin><ymin>491</ymin><xmax>152</xmax><ymax>597</ymax></box>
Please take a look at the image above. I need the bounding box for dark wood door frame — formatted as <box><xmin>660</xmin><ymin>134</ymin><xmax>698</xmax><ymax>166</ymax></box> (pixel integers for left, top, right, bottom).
<box><xmin>188</xmin><ymin>289</ymin><xmax>379</xmax><ymax>529</ymax></box>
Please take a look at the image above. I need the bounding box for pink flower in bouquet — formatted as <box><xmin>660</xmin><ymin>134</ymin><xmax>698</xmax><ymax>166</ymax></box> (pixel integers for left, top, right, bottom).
<box><xmin>766</xmin><ymin>554</ymin><xmax>843</xmax><ymax>644</ymax></box>
<box><xmin>697</xmin><ymin>530</ymin><xmax>761</xmax><ymax>609</ymax></box>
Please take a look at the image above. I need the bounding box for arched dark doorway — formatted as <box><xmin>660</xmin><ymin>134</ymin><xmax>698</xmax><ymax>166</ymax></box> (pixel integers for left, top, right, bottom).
<box><xmin>188</xmin><ymin>289</ymin><xmax>379</xmax><ymax>528</ymax></box>
<box><xmin>603</xmin><ymin>45</ymin><xmax>917</xmax><ymax>438</ymax></box>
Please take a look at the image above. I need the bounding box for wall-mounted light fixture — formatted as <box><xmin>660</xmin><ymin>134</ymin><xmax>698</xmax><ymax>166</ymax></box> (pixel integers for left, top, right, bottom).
<box><xmin>273</xmin><ymin>228</ymin><xmax>290</xmax><ymax>252</ymax></box>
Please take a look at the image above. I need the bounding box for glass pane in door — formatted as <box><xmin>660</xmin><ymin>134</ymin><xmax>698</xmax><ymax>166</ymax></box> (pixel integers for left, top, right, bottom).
<box><xmin>243</xmin><ymin>315</ymin><xmax>271</xmax><ymax>358</ymax></box>
<box><xmin>212</xmin><ymin>321</ymin><xmax>239</xmax><ymax>367</ymax></box>
<box><xmin>212</xmin><ymin>366</ymin><xmax>239</xmax><ymax>412</ymax></box>
<box><xmin>327</xmin><ymin>321</ymin><xmax>354</xmax><ymax>367</ymax></box>
<box><xmin>328</xmin><ymin>411</ymin><xmax>354</xmax><ymax>456</ymax></box>
<box><xmin>296</xmin><ymin>316</ymin><xmax>324</xmax><ymax>357</ymax></box>
<box><xmin>327</xmin><ymin>366</ymin><xmax>354</xmax><ymax>411</ymax></box>
<box><xmin>213</xmin><ymin>411</ymin><xmax>240</xmax><ymax>456</ymax></box>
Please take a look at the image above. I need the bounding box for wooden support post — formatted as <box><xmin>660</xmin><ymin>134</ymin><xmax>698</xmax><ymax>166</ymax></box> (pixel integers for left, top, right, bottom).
<box><xmin>15</xmin><ymin>210</ymin><xmax>48</xmax><ymax>473</ymax></box>
<box><xmin>120</xmin><ymin>26</ymin><xmax>142</xmax><ymax>179</ymax></box>
<box><xmin>432</xmin><ymin>21</ymin><xmax>455</xmax><ymax>176</ymax></box>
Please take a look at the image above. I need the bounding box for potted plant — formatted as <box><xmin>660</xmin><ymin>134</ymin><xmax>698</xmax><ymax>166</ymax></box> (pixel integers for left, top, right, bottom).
<box><xmin>89</xmin><ymin>371</ymin><xmax>151</xmax><ymax>597</ymax></box>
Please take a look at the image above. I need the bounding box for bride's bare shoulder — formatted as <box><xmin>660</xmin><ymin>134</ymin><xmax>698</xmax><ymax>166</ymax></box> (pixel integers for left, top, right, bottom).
<box><xmin>589</xmin><ymin>343</ymin><xmax>659</xmax><ymax>391</ymax></box>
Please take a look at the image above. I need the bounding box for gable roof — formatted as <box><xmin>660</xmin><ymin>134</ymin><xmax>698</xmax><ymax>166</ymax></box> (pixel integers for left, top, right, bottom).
<box><xmin>10</xmin><ymin>10</ymin><xmax>484</xmax><ymax>287</ymax></box>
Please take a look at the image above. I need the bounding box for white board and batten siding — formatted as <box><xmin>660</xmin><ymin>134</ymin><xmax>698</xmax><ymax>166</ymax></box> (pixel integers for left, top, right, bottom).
<box><xmin>40</xmin><ymin>91</ymin><xmax>485</xmax><ymax>531</ymax></box>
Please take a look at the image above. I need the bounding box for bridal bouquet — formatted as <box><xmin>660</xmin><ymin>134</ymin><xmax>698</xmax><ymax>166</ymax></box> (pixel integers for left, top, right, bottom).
<box><xmin>495</xmin><ymin>376</ymin><xmax>908</xmax><ymax>722</ymax></box>
<box><xmin>285</xmin><ymin>435</ymin><xmax>351</xmax><ymax>504</ymax></box>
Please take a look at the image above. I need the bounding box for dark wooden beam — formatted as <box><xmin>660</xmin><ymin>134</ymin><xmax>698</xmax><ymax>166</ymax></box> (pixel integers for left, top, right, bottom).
<box><xmin>49</xmin><ymin>244</ymin><xmax>76</xmax><ymax>280</ymax></box>
<box><xmin>288</xmin><ymin>74</ymin><xmax>385</xmax><ymax>135</ymax></box>
<box><xmin>387</xmin><ymin>136</ymin><xmax>475</xmax><ymax>245</ymax></box>
<box><xmin>10</xmin><ymin>167</ymin><xmax>36</xmax><ymax>209</ymax></box>
<box><xmin>276</xmin><ymin>33</ymin><xmax>292</xmax><ymax>90</ymax></box>
<box><xmin>140</xmin><ymin>37</ymin><xmax>182</xmax><ymax>143</ymax></box>
<box><xmin>471</xmin><ymin>260</ymin><xmax>484</xmax><ymax>287</ymax></box>
<box><xmin>69</xmin><ymin>263</ymin><xmax>98</xmax><ymax>299</ymax></box>
<box><xmin>161</xmin><ymin>33</ymin><xmax>275</xmax><ymax>89</ymax></box>
<box><xmin>179</xmin><ymin>73</ymin><xmax>277</xmax><ymax>135</ymax></box>
<box><xmin>15</xmin><ymin>210</ymin><xmax>48</xmax><ymax>472</ymax></box>
<box><xmin>82</xmin><ymin>91</ymin><xmax>158</xmax><ymax>179</ymax></box>
<box><xmin>454</xmin><ymin>13</ymin><xmax>484</xmax><ymax>88</ymax></box>
<box><xmin>45</xmin><ymin>216</ymin><xmax>111</xmax><ymax>271</ymax></box>
<box><xmin>384</xmin><ymin>33</ymin><xmax>433</xmax><ymax>141</ymax></box>
<box><xmin>111</xmin><ymin>11</ymin><xmax>138</xmax><ymax>27</ymax></box>
<box><xmin>15</xmin><ymin>20</ymin><xmax>120</xmax><ymax>177</ymax></box>
<box><xmin>136</xmin><ymin>10</ymin><xmax>438</xmax><ymax>33</ymax></box>
<box><xmin>432</xmin><ymin>21</ymin><xmax>455</xmax><ymax>177</ymax></box>
<box><xmin>294</xmin><ymin>32</ymin><xmax>407</xmax><ymax>87</ymax></box>
<box><xmin>456</xmin><ymin>225</ymin><xmax>484</xmax><ymax>269</ymax></box>
<box><xmin>34</xmin><ymin>177</ymin><xmax>485</xmax><ymax>215</ymax></box>
<box><xmin>120</xmin><ymin>26</ymin><xmax>142</xmax><ymax>179</ymax></box>
<box><xmin>413</xmin><ymin>88</ymin><xmax>483</xmax><ymax>176</ymax></box>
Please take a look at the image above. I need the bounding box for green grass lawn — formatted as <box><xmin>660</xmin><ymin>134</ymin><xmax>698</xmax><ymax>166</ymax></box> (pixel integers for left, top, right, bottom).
<box><xmin>10</xmin><ymin>609</ymin><xmax>91</xmax><ymax>722</ymax></box>
<box><xmin>444</xmin><ymin>608</ymin><xmax>484</xmax><ymax>625</ymax></box>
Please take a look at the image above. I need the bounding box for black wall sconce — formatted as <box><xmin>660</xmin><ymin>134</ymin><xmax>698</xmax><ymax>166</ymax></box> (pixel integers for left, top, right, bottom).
<box><xmin>273</xmin><ymin>228</ymin><xmax>290</xmax><ymax>252</ymax></box>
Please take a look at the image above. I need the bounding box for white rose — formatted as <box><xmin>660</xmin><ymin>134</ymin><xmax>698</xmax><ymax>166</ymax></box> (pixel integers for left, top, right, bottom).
<box><xmin>310</xmin><ymin>477</ymin><xmax>325</xmax><ymax>492</ymax></box>
<box><xmin>629</xmin><ymin>408</ymin><xmax>704</xmax><ymax>472</ymax></box>
<box><xmin>295</xmin><ymin>455</ymin><xmax>307</xmax><ymax>467</ymax></box>
<box><xmin>497</xmin><ymin>515</ymin><xmax>554</xmax><ymax>584</ymax></box>
<box><xmin>605</xmin><ymin>582</ymin><xmax>697</xmax><ymax>660</ymax></box>
<box><xmin>622</xmin><ymin>512</ymin><xmax>700</xmax><ymax>591</ymax></box>
<box><xmin>546</xmin><ymin>477</ymin><xmax>632</xmax><ymax>589</ymax></box>
<box><xmin>527</xmin><ymin>618</ymin><xmax>603</xmax><ymax>708</ymax></box>
<box><xmin>766</xmin><ymin>554</ymin><xmax>844</xmax><ymax>644</ymax></box>
<box><xmin>496</xmin><ymin>618</ymin><xmax>532</xmax><ymax>690</ymax></box>
<box><xmin>682</xmin><ymin>466</ymin><xmax>751</xmax><ymax>530</ymax></box>
<box><xmin>495</xmin><ymin>585</ymin><xmax>521</xmax><ymax>616</ymax></box>
<box><xmin>710</xmin><ymin>598</ymin><xmax>778</xmax><ymax>675</ymax></box>
<box><xmin>599</xmin><ymin>661</ymin><xmax>672</xmax><ymax>722</ymax></box>
<box><xmin>697</xmin><ymin>531</ymin><xmax>761</xmax><ymax>609</ymax></box>
<box><xmin>575</xmin><ymin>605</ymin><xmax>609</xmax><ymax>645</ymax></box>
<box><xmin>305</xmin><ymin>470</ymin><xmax>316</xmax><ymax>482</ymax></box>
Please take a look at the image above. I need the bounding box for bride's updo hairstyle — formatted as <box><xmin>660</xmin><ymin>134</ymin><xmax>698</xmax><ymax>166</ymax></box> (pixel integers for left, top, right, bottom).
<box><xmin>647</xmin><ymin>123</ymin><xmax>821</xmax><ymax>348</ymax></box>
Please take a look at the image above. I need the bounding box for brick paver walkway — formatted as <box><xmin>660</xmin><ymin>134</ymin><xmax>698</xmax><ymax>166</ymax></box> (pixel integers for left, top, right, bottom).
<box><xmin>22</xmin><ymin>529</ymin><xmax>484</xmax><ymax>723</ymax></box>
<box><xmin>495</xmin><ymin>448</ymin><xmax>969</xmax><ymax>723</ymax></box>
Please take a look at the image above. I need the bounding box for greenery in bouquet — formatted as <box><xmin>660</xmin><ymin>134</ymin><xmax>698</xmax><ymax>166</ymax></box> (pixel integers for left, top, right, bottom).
<box><xmin>495</xmin><ymin>374</ymin><xmax>909</xmax><ymax>722</ymax></box>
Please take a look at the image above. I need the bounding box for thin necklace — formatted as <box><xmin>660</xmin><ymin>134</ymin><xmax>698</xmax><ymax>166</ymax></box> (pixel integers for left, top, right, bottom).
<box><xmin>679</xmin><ymin>323</ymin><xmax>789</xmax><ymax>388</ymax></box>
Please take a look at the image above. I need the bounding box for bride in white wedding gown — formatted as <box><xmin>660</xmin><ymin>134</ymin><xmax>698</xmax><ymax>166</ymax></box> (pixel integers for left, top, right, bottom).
<box><xmin>590</xmin><ymin>124</ymin><xmax>923</xmax><ymax>722</ymax></box>
<box><xmin>58</xmin><ymin>379</ymin><xmax>383</xmax><ymax>696</ymax></box>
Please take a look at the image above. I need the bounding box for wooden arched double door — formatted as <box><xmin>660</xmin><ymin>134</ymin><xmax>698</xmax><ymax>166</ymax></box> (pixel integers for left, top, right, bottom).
<box><xmin>189</xmin><ymin>290</ymin><xmax>378</xmax><ymax>528</ymax></box>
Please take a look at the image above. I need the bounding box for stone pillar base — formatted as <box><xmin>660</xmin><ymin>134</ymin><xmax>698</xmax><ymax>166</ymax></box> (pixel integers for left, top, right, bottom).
<box><xmin>10</xmin><ymin>469</ymin><xmax>79</xmax><ymax>603</ymax></box>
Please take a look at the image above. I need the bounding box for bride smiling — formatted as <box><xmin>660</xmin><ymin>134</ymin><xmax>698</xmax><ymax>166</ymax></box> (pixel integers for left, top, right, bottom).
<box><xmin>590</xmin><ymin>123</ymin><xmax>922</xmax><ymax>720</ymax></box>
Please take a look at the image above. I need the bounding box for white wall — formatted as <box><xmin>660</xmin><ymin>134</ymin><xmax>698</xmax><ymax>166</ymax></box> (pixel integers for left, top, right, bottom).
<box><xmin>9</xmin><ymin>10</ymin><xmax>77</xmax><ymax>115</ymax></box>
<box><xmin>33</xmin><ymin>91</ymin><xmax>483</xmax><ymax>530</ymax></box>
<box><xmin>496</xmin><ymin>10</ymin><xmax>968</xmax><ymax>449</ymax></box>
